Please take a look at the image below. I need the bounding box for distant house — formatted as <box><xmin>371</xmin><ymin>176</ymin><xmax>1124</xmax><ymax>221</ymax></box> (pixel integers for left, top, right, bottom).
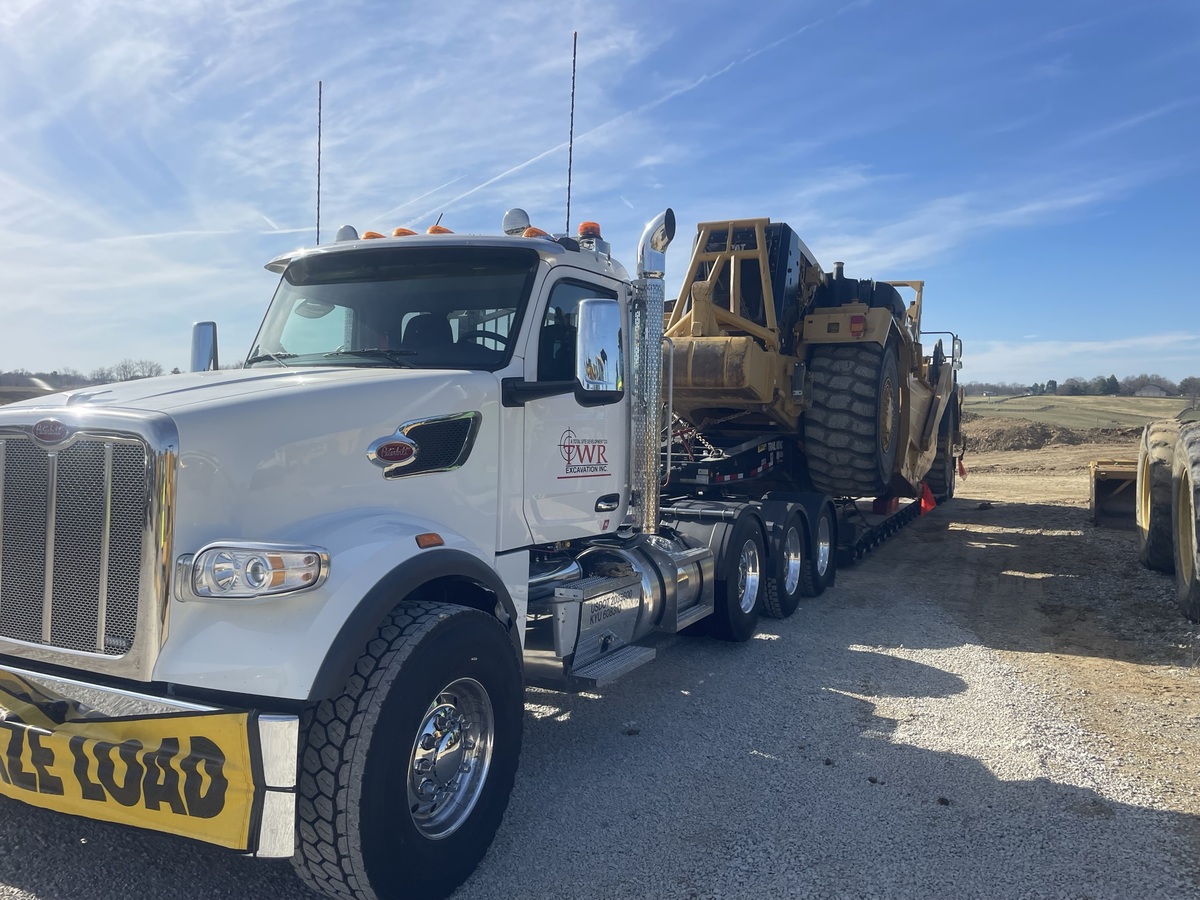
<box><xmin>1135</xmin><ymin>384</ymin><xmax>1170</xmax><ymax>398</ymax></box>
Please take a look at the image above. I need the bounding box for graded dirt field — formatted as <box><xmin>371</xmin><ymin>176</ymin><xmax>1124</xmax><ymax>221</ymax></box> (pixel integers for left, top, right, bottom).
<box><xmin>946</xmin><ymin>419</ymin><xmax>1200</xmax><ymax>852</ymax></box>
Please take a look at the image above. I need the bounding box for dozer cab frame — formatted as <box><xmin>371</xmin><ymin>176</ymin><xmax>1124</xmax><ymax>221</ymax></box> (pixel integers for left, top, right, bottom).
<box><xmin>665</xmin><ymin>217</ymin><xmax>963</xmax><ymax>499</ymax></box>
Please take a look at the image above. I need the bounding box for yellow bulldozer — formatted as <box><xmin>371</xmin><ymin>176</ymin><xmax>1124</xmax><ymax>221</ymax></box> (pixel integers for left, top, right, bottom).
<box><xmin>665</xmin><ymin>217</ymin><xmax>964</xmax><ymax>500</ymax></box>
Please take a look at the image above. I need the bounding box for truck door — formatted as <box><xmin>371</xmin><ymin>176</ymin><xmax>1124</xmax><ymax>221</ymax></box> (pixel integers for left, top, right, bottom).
<box><xmin>521</xmin><ymin>274</ymin><xmax>629</xmax><ymax>543</ymax></box>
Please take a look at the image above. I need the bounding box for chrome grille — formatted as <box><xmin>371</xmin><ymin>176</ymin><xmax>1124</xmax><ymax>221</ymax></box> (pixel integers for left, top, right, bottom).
<box><xmin>0</xmin><ymin>436</ymin><xmax>148</xmax><ymax>656</ymax></box>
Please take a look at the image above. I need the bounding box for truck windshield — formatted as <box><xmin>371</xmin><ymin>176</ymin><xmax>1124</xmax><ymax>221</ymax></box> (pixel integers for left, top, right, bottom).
<box><xmin>247</xmin><ymin>246</ymin><xmax>541</xmax><ymax>370</ymax></box>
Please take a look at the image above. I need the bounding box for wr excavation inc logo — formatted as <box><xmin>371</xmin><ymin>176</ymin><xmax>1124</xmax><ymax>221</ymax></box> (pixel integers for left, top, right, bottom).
<box><xmin>557</xmin><ymin>429</ymin><xmax>610</xmax><ymax>479</ymax></box>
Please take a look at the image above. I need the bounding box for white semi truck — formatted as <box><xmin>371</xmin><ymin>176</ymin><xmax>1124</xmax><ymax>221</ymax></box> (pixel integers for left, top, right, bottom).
<box><xmin>0</xmin><ymin>207</ymin><xmax>958</xmax><ymax>899</ymax></box>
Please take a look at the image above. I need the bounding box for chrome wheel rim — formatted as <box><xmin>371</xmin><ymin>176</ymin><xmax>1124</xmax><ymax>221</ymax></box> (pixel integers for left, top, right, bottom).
<box><xmin>783</xmin><ymin>525</ymin><xmax>803</xmax><ymax>595</ymax></box>
<box><xmin>816</xmin><ymin>516</ymin><xmax>832</xmax><ymax>577</ymax></box>
<box><xmin>407</xmin><ymin>677</ymin><xmax>495</xmax><ymax>840</ymax></box>
<box><xmin>736</xmin><ymin>538</ymin><xmax>761</xmax><ymax>614</ymax></box>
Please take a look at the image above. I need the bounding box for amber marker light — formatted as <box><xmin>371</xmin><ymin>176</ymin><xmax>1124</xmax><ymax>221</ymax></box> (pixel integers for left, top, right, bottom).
<box><xmin>362</xmin><ymin>230</ymin><xmax>386</xmax><ymax>239</ymax></box>
<box><xmin>578</xmin><ymin>221</ymin><xmax>602</xmax><ymax>239</ymax></box>
<box><xmin>415</xmin><ymin>533</ymin><xmax>446</xmax><ymax>549</ymax></box>
<box><xmin>522</xmin><ymin>226</ymin><xmax>550</xmax><ymax>238</ymax></box>
<box><xmin>392</xmin><ymin>227</ymin><xmax>417</xmax><ymax>236</ymax></box>
<box><xmin>427</xmin><ymin>224</ymin><xmax>454</xmax><ymax>234</ymax></box>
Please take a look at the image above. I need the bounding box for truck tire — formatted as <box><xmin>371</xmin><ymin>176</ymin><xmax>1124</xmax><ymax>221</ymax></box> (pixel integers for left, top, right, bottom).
<box><xmin>1138</xmin><ymin>420</ymin><xmax>1180</xmax><ymax>574</ymax></box>
<box><xmin>800</xmin><ymin>502</ymin><xmax>836</xmax><ymax>597</ymax></box>
<box><xmin>804</xmin><ymin>340</ymin><xmax>900</xmax><ymax>498</ymax></box>
<box><xmin>706</xmin><ymin>514</ymin><xmax>764</xmax><ymax>641</ymax></box>
<box><xmin>1171</xmin><ymin>424</ymin><xmax>1200</xmax><ymax>621</ymax></box>
<box><xmin>293</xmin><ymin>602</ymin><xmax>523</xmax><ymax>900</ymax></box>
<box><xmin>763</xmin><ymin>510</ymin><xmax>805</xmax><ymax>619</ymax></box>
<box><xmin>925</xmin><ymin>404</ymin><xmax>957</xmax><ymax>502</ymax></box>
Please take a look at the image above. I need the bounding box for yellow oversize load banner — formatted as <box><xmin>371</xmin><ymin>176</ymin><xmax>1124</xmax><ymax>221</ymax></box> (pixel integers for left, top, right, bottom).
<box><xmin>0</xmin><ymin>672</ymin><xmax>259</xmax><ymax>850</ymax></box>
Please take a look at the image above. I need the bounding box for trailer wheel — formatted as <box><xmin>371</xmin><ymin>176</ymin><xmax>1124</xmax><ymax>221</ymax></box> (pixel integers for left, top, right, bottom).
<box><xmin>925</xmin><ymin>405</ymin><xmax>957</xmax><ymax>502</ymax></box>
<box><xmin>294</xmin><ymin>602</ymin><xmax>523</xmax><ymax>900</ymax></box>
<box><xmin>763</xmin><ymin>511</ymin><xmax>805</xmax><ymax>619</ymax></box>
<box><xmin>1172</xmin><ymin>424</ymin><xmax>1200</xmax><ymax>621</ymax></box>
<box><xmin>801</xmin><ymin>503</ymin><xmax>836</xmax><ymax>597</ymax></box>
<box><xmin>804</xmin><ymin>340</ymin><xmax>900</xmax><ymax>498</ymax></box>
<box><xmin>1138</xmin><ymin>420</ymin><xmax>1180</xmax><ymax>574</ymax></box>
<box><xmin>706</xmin><ymin>515</ymin><xmax>764</xmax><ymax>641</ymax></box>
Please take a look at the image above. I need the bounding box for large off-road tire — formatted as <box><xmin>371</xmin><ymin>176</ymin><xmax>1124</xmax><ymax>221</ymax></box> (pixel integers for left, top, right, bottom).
<box><xmin>763</xmin><ymin>510</ymin><xmax>805</xmax><ymax>619</ymax></box>
<box><xmin>294</xmin><ymin>602</ymin><xmax>524</xmax><ymax>900</ymax></box>
<box><xmin>801</xmin><ymin>502</ymin><xmax>836</xmax><ymax>597</ymax></box>
<box><xmin>1137</xmin><ymin>420</ymin><xmax>1180</xmax><ymax>573</ymax></box>
<box><xmin>1171</xmin><ymin>423</ymin><xmax>1200</xmax><ymax>622</ymax></box>
<box><xmin>706</xmin><ymin>514</ymin><xmax>764</xmax><ymax>641</ymax></box>
<box><xmin>804</xmin><ymin>340</ymin><xmax>901</xmax><ymax>498</ymax></box>
<box><xmin>925</xmin><ymin>403</ymin><xmax>957</xmax><ymax>502</ymax></box>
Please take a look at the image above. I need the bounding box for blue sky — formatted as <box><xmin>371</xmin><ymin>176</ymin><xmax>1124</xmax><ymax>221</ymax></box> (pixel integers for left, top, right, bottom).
<box><xmin>1</xmin><ymin>0</ymin><xmax>1196</xmax><ymax>384</ymax></box>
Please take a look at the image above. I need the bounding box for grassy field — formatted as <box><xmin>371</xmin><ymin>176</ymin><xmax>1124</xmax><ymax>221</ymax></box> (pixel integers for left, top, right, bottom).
<box><xmin>963</xmin><ymin>394</ymin><xmax>1195</xmax><ymax>428</ymax></box>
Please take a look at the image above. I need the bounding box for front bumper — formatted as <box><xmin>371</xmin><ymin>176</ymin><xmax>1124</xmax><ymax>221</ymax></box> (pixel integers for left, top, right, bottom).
<box><xmin>0</xmin><ymin>665</ymin><xmax>298</xmax><ymax>857</ymax></box>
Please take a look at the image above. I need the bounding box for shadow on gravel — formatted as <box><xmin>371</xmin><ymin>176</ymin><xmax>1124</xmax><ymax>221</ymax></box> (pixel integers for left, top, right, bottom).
<box><xmin>838</xmin><ymin>496</ymin><xmax>1196</xmax><ymax>666</ymax></box>
<box><xmin>466</xmin><ymin>628</ymin><xmax>1200</xmax><ymax>900</ymax></box>
<box><xmin>0</xmin><ymin>621</ymin><xmax>1195</xmax><ymax>899</ymax></box>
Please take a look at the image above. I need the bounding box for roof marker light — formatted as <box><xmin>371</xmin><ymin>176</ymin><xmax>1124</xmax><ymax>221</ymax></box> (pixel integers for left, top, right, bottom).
<box><xmin>523</xmin><ymin>226</ymin><xmax>551</xmax><ymax>239</ymax></box>
<box><xmin>427</xmin><ymin>224</ymin><xmax>453</xmax><ymax>235</ymax></box>
<box><xmin>578</xmin><ymin>221</ymin><xmax>602</xmax><ymax>239</ymax></box>
<box><xmin>362</xmin><ymin>230</ymin><xmax>386</xmax><ymax>240</ymax></box>
<box><xmin>392</xmin><ymin>227</ymin><xmax>417</xmax><ymax>237</ymax></box>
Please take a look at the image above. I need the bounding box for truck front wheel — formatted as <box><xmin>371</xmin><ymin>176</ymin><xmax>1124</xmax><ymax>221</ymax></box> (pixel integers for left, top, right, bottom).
<box><xmin>294</xmin><ymin>602</ymin><xmax>523</xmax><ymax>900</ymax></box>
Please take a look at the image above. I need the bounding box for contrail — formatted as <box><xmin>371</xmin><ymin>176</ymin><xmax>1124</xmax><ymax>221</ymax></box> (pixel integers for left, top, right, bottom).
<box><xmin>409</xmin><ymin>5</ymin><xmax>862</xmax><ymax>225</ymax></box>
<box><xmin>368</xmin><ymin>174</ymin><xmax>467</xmax><ymax>226</ymax></box>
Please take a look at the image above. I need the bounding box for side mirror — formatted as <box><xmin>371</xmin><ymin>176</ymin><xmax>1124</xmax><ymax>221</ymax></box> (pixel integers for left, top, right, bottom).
<box><xmin>576</xmin><ymin>299</ymin><xmax>623</xmax><ymax>395</ymax></box>
<box><xmin>952</xmin><ymin>336</ymin><xmax>963</xmax><ymax>371</ymax></box>
<box><xmin>191</xmin><ymin>321</ymin><xmax>219</xmax><ymax>372</ymax></box>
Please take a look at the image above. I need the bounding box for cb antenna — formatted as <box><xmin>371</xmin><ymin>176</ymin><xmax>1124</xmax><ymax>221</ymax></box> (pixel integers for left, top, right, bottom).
<box><xmin>565</xmin><ymin>31</ymin><xmax>578</xmax><ymax>235</ymax></box>
<box><xmin>316</xmin><ymin>80</ymin><xmax>323</xmax><ymax>245</ymax></box>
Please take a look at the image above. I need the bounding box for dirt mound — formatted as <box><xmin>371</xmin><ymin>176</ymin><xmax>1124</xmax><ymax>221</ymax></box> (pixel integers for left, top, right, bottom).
<box><xmin>962</xmin><ymin>413</ymin><xmax>1141</xmax><ymax>452</ymax></box>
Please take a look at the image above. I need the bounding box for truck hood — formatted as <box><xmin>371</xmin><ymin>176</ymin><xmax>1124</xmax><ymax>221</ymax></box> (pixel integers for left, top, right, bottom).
<box><xmin>4</xmin><ymin>366</ymin><xmax>506</xmax><ymax>557</ymax></box>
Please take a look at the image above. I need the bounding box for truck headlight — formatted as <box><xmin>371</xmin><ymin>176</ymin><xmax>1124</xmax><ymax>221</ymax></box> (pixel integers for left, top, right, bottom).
<box><xmin>177</xmin><ymin>543</ymin><xmax>329</xmax><ymax>600</ymax></box>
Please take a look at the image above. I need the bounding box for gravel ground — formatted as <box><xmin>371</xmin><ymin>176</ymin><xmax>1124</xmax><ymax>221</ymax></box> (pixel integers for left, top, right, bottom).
<box><xmin>0</xmin><ymin>463</ymin><xmax>1196</xmax><ymax>899</ymax></box>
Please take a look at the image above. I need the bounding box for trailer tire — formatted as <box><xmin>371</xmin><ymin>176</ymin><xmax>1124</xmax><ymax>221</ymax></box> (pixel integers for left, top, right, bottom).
<box><xmin>1138</xmin><ymin>420</ymin><xmax>1180</xmax><ymax>574</ymax></box>
<box><xmin>801</xmin><ymin>503</ymin><xmax>836</xmax><ymax>597</ymax></box>
<box><xmin>706</xmin><ymin>515</ymin><xmax>764</xmax><ymax>641</ymax></box>
<box><xmin>763</xmin><ymin>511</ymin><xmax>805</xmax><ymax>619</ymax></box>
<box><xmin>293</xmin><ymin>602</ymin><xmax>523</xmax><ymax>900</ymax></box>
<box><xmin>1171</xmin><ymin>424</ymin><xmax>1200</xmax><ymax>622</ymax></box>
<box><xmin>925</xmin><ymin>404</ymin><xmax>957</xmax><ymax>502</ymax></box>
<box><xmin>804</xmin><ymin>340</ymin><xmax>900</xmax><ymax>498</ymax></box>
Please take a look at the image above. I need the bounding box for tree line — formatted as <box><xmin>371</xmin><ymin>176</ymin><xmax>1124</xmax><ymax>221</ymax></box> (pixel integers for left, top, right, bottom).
<box><xmin>963</xmin><ymin>373</ymin><xmax>1200</xmax><ymax>398</ymax></box>
<box><xmin>0</xmin><ymin>360</ymin><xmax>180</xmax><ymax>390</ymax></box>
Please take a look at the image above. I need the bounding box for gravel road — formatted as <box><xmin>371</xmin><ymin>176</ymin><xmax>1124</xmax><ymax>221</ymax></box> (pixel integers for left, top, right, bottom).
<box><xmin>0</xmin><ymin>465</ymin><xmax>1196</xmax><ymax>899</ymax></box>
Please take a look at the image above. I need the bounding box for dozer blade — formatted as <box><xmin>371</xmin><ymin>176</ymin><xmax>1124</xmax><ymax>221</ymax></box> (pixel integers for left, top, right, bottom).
<box><xmin>1089</xmin><ymin>459</ymin><xmax>1136</xmax><ymax>528</ymax></box>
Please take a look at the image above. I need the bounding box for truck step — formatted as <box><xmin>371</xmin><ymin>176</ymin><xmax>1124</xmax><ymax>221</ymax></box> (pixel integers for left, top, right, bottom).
<box><xmin>570</xmin><ymin>645</ymin><xmax>656</xmax><ymax>688</ymax></box>
<box><xmin>673</xmin><ymin>602</ymin><xmax>711</xmax><ymax>632</ymax></box>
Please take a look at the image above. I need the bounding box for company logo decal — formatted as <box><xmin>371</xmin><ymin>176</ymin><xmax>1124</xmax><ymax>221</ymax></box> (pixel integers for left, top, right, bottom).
<box><xmin>557</xmin><ymin>429</ymin><xmax>610</xmax><ymax>480</ymax></box>
<box><xmin>31</xmin><ymin>420</ymin><xmax>69</xmax><ymax>445</ymax></box>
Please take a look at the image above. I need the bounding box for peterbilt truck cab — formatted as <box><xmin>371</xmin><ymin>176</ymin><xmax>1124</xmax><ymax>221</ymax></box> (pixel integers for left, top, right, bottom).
<box><xmin>0</xmin><ymin>209</ymin><xmax>845</xmax><ymax>900</ymax></box>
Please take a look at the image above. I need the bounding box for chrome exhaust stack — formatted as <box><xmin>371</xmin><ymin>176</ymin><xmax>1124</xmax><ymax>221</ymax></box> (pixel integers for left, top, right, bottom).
<box><xmin>630</xmin><ymin>209</ymin><xmax>676</xmax><ymax>534</ymax></box>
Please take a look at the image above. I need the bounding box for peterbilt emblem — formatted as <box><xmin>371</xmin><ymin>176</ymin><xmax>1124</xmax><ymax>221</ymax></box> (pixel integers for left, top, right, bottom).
<box><xmin>32</xmin><ymin>419</ymin><xmax>70</xmax><ymax>445</ymax></box>
<box><xmin>368</xmin><ymin>434</ymin><xmax>419</xmax><ymax>474</ymax></box>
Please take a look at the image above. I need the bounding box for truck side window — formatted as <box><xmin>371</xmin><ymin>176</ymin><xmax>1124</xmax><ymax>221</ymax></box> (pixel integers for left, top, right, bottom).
<box><xmin>539</xmin><ymin>281</ymin><xmax>617</xmax><ymax>381</ymax></box>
